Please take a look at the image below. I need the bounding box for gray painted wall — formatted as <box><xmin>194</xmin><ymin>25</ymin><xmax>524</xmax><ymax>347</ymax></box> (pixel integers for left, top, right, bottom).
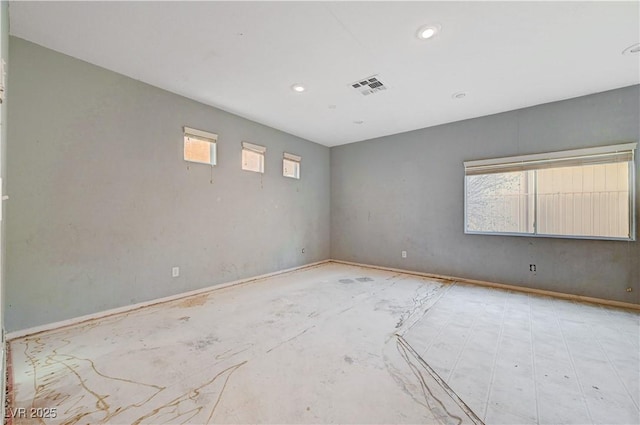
<box><xmin>1</xmin><ymin>1</ymin><xmax>8</xmax><ymax>418</ymax></box>
<box><xmin>331</xmin><ymin>85</ymin><xmax>640</xmax><ymax>305</ymax></box>
<box><xmin>6</xmin><ymin>38</ymin><xmax>330</xmax><ymax>331</ymax></box>
<box><xmin>1</xmin><ymin>2</ymin><xmax>8</xmax><ymax>326</ymax></box>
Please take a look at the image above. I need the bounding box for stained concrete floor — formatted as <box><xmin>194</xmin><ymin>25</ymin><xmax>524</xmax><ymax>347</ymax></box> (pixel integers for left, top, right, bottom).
<box><xmin>7</xmin><ymin>262</ymin><xmax>640</xmax><ymax>425</ymax></box>
<box><xmin>404</xmin><ymin>283</ymin><xmax>640</xmax><ymax>425</ymax></box>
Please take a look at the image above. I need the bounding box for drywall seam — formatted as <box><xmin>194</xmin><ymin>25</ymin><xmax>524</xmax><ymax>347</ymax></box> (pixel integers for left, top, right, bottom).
<box><xmin>330</xmin><ymin>259</ymin><xmax>640</xmax><ymax>311</ymax></box>
<box><xmin>6</xmin><ymin>260</ymin><xmax>331</xmax><ymax>340</ymax></box>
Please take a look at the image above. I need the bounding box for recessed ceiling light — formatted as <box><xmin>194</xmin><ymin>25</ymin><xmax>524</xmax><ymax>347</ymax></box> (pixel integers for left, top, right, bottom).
<box><xmin>622</xmin><ymin>43</ymin><xmax>640</xmax><ymax>55</ymax></box>
<box><xmin>328</xmin><ymin>105</ymin><xmax>337</xmax><ymax>109</ymax></box>
<box><xmin>417</xmin><ymin>25</ymin><xmax>439</xmax><ymax>40</ymax></box>
<box><xmin>452</xmin><ymin>91</ymin><xmax>467</xmax><ymax>99</ymax></box>
<box><xmin>291</xmin><ymin>84</ymin><xmax>306</xmax><ymax>93</ymax></box>
<box><xmin>353</xmin><ymin>120</ymin><xmax>364</xmax><ymax>125</ymax></box>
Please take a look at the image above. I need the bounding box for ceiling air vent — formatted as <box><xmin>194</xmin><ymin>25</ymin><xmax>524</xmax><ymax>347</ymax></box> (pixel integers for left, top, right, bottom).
<box><xmin>350</xmin><ymin>75</ymin><xmax>387</xmax><ymax>96</ymax></box>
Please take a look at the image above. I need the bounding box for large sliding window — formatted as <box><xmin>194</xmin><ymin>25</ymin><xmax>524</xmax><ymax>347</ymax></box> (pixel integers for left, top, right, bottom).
<box><xmin>464</xmin><ymin>143</ymin><xmax>637</xmax><ymax>240</ymax></box>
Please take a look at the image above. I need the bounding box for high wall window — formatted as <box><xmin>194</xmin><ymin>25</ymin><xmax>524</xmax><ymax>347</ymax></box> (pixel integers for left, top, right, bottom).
<box><xmin>183</xmin><ymin>127</ymin><xmax>217</xmax><ymax>165</ymax></box>
<box><xmin>283</xmin><ymin>152</ymin><xmax>301</xmax><ymax>179</ymax></box>
<box><xmin>464</xmin><ymin>143</ymin><xmax>637</xmax><ymax>240</ymax></box>
<box><xmin>242</xmin><ymin>142</ymin><xmax>266</xmax><ymax>173</ymax></box>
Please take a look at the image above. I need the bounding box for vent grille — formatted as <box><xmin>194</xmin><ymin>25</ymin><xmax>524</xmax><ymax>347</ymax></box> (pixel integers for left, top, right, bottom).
<box><xmin>350</xmin><ymin>75</ymin><xmax>387</xmax><ymax>96</ymax></box>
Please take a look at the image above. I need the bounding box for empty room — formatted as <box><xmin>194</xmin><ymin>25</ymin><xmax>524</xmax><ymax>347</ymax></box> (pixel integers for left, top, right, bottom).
<box><xmin>0</xmin><ymin>1</ymin><xmax>639</xmax><ymax>424</ymax></box>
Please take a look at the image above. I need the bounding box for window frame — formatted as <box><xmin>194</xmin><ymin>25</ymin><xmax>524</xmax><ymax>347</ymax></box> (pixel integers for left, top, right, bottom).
<box><xmin>183</xmin><ymin>126</ymin><xmax>217</xmax><ymax>166</ymax></box>
<box><xmin>283</xmin><ymin>152</ymin><xmax>301</xmax><ymax>179</ymax></box>
<box><xmin>463</xmin><ymin>143</ymin><xmax>637</xmax><ymax>241</ymax></box>
<box><xmin>241</xmin><ymin>141</ymin><xmax>266</xmax><ymax>173</ymax></box>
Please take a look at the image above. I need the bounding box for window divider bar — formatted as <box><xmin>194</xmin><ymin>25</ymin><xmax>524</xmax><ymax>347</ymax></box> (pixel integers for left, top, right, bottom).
<box><xmin>533</xmin><ymin>170</ymin><xmax>538</xmax><ymax>235</ymax></box>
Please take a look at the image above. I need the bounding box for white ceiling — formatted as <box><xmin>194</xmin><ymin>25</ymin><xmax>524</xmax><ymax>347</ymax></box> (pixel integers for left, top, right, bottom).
<box><xmin>8</xmin><ymin>1</ymin><xmax>640</xmax><ymax>147</ymax></box>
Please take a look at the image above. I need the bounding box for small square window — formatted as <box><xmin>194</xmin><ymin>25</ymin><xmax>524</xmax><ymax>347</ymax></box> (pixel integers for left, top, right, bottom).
<box><xmin>242</xmin><ymin>142</ymin><xmax>266</xmax><ymax>173</ymax></box>
<box><xmin>184</xmin><ymin>127</ymin><xmax>217</xmax><ymax>165</ymax></box>
<box><xmin>283</xmin><ymin>153</ymin><xmax>301</xmax><ymax>179</ymax></box>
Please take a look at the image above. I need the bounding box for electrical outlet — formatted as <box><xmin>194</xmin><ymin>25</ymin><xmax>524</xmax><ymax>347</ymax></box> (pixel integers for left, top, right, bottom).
<box><xmin>172</xmin><ymin>266</ymin><xmax>180</xmax><ymax>278</ymax></box>
<box><xmin>401</xmin><ymin>250</ymin><xmax>407</xmax><ymax>259</ymax></box>
<box><xmin>529</xmin><ymin>264</ymin><xmax>536</xmax><ymax>272</ymax></box>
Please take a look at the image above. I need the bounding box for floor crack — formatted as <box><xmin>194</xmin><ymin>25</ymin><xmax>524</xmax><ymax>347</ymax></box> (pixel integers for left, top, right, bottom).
<box><xmin>394</xmin><ymin>334</ymin><xmax>485</xmax><ymax>425</ymax></box>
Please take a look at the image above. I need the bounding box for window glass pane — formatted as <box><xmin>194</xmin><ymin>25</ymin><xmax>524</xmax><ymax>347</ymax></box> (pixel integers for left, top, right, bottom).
<box><xmin>464</xmin><ymin>144</ymin><xmax>635</xmax><ymax>240</ymax></box>
<box><xmin>536</xmin><ymin>163</ymin><xmax>629</xmax><ymax>238</ymax></box>
<box><xmin>242</xmin><ymin>149</ymin><xmax>264</xmax><ymax>173</ymax></box>
<box><xmin>184</xmin><ymin>135</ymin><xmax>214</xmax><ymax>165</ymax></box>
<box><xmin>283</xmin><ymin>158</ymin><xmax>300</xmax><ymax>179</ymax></box>
<box><xmin>466</xmin><ymin>171</ymin><xmax>534</xmax><ymax>233</ymax></box>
